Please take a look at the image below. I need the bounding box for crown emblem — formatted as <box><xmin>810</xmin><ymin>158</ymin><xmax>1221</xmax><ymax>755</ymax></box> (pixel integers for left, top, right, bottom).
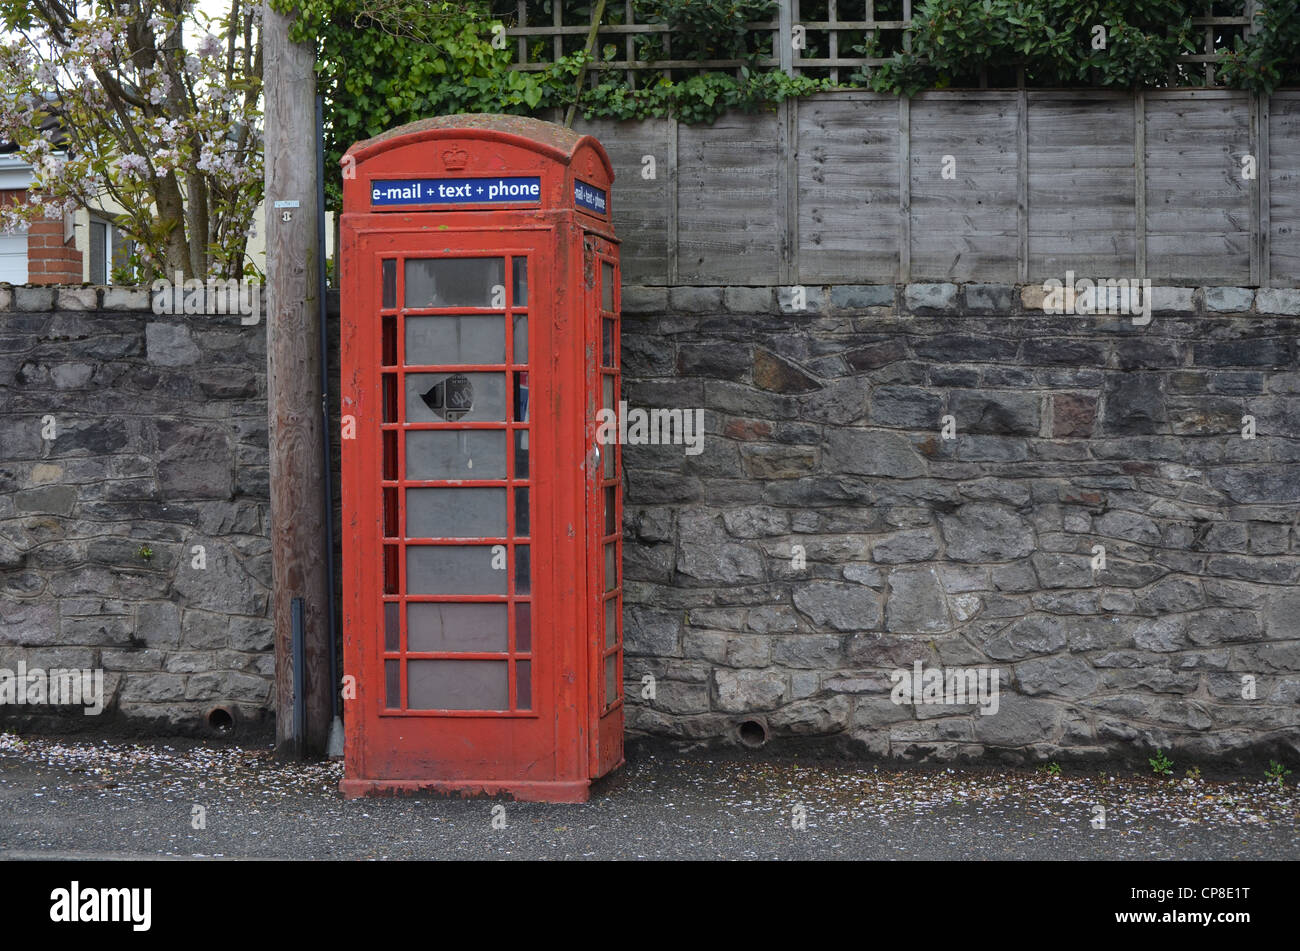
<box><xmin>441</xmin><ymin>148</ymin><xmax>468</xmax><ymax>170</ymax></box>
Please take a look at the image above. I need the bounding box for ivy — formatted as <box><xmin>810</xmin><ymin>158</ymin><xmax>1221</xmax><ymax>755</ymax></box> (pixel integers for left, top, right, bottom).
<box><xmin>1218</xmin><ymin>0</ymin><xmax>1300</xmax><ymax>93</ymax></box>
<box><xmin>855</xmin><ymin>0</ymin><xmax>1203</xmax><ymax>94</ymax></box>
<box><xmin>579</xmin><ymin>68</ymin><xmax>836</xmax><ymax>124</ymax></box>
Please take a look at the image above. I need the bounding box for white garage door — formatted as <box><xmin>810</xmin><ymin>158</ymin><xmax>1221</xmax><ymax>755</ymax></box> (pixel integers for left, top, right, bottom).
<box><xmin>0</xmin><ymin>231</ymin><xmax>27</xmax><ymax>284</ymax></box>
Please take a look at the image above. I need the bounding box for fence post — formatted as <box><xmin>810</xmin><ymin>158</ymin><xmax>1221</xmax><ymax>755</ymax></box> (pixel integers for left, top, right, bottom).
<box><xmin>1134</xmin><ymin>91</ymin><xmax>1146</xmax><ymax>279</ymax></box>
<box><xmin>1258</xmin><ymin>93</ymin><xmax>1271</xmax><ymax>287</ymax></box>
<box><xmin>778</xmin><ymin>0</ymin><xmax>794</xmax><ymax>77</ymax></box>
<box><xmin>899</xmin><ymin>95</ymin><xmax>911</xmax><ymax>283</ymax></box>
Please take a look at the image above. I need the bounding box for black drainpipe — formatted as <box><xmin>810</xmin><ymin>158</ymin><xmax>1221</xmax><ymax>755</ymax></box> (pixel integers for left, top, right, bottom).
<box><xmin>317</xmin><ymin>93</ymin><xmax>342</xmax><ymax>755</ymax></box>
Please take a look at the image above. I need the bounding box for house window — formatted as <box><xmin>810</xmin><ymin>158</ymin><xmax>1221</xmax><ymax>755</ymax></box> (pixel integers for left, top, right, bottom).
<box><xmin>88</xmin><ymin>218</ymin><xmax>135</xmax><ymax>284</ymax></box>
<box><xmin>0</xmin><ymin>228</ymin><xmax>26</xmax><ymax>284</ymax></box>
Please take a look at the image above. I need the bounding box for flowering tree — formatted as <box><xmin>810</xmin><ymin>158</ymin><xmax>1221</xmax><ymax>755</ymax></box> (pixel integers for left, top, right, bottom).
<box><xmin>0</xmin><ymin>1</ymin><xmax>263</xmax><ymax>280</ymax></box>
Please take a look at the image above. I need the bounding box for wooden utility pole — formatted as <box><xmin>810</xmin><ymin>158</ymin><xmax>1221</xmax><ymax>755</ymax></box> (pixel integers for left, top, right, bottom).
<box><xmin>263</xmin><ymin>1</ymin><xmax>331</xmax><ymax>757</ymax></box>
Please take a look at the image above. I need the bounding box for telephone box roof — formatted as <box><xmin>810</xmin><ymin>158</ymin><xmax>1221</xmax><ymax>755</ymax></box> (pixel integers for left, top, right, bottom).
<box><xmin>343</xmin><ymin>113</ymin><xmax>613</xmax><ymax>179</ymax></box>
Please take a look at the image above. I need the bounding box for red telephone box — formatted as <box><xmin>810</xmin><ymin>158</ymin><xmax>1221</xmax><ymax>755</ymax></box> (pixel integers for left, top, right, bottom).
<box><xmin>338</xmin><ymin>115</ymin><xmax>622</xmax><ymax>802</ymax></box>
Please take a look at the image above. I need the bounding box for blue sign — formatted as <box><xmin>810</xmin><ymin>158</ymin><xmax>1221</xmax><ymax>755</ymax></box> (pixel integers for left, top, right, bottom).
<box><xmin>370</xmin><ymin>177</ymin><xmax>541</xmax><ymax>207</ymax></box>
<box><xmin>574</xmin><ymin>180</ymin><xmax>608</xmax><ymax>216</ymax></box>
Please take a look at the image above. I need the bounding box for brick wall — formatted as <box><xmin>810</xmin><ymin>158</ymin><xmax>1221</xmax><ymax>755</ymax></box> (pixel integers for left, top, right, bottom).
<box><xmin>26</xmin><ymin>213</ymin><xmax>82</xmax><ymax>285</ymax></box>
<box><xmin>0</xmin><ymin>189</ymin><xmax>82</xmax><ymax>285</ymax></box>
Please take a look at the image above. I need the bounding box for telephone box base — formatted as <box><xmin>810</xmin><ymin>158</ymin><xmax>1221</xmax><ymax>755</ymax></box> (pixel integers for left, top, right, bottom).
<box><xmin>339</xmin><ymin>777</ymin><xmax>592</xmax><ymax>803</ymax></box>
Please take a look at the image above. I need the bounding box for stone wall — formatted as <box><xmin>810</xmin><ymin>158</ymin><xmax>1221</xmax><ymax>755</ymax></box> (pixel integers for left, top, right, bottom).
<box><xmin>3</xmin><ymin>280</ymin><xmax>1298</xmax><ymax>765</ymax></box>
<box><xmin>0</xmin><ymin>285</ymin><xmax>275</xmax><ymax>736</ymax></box>
<box><xmin>618</xmin><ymin>282</ymin><xmax>1300</xmax><ymax>765</ymax></box>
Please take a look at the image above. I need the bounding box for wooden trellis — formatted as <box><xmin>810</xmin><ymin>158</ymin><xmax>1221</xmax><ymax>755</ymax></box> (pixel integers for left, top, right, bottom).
<box><xmin>502</xmin><ymin>0</ymin><xmax>1259</xmax><ymax>89</ymax></box>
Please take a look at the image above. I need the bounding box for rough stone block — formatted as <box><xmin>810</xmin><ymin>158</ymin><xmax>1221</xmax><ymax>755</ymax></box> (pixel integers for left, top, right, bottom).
<box><xmin>1255</xmin><ymin>288</ymin><xmax>1300</xmax><ymax>316</ymax></box>
<box><xmin>964</xmin><ymin>283</ymin><xmax>1015</xmax><ymax>314</ymax></box>
<box><xmin>620</xmin><ymin>285</ymin><xmax>667</xmax><ymax>314</ymax></box>
<box><xmin>14</xmin><ymin>287</ymin><xmax>55</xmax><ymax>311</ymax></box>
<box><xmin>1149</xmin><ymin>286</ymin><xmax>1195</xmax><ymax>313</ymax></box>
<box><xmin>830</xmin><ymin>284</ymin><xmax>894</xmax><ymax>309</ymax></box>
<box><xmin>724</xmin><ymin>286</ymin><xmax>774</xmax><ymax>313</ymax></box>
<box><xmin>1203</xmin><ymin>286</ymin><xmax>1254</xmax><ymax>313</ymax></box>
<box><xmin>904</xmin><ymin>282</ymin><xmax>958</xmax><ymax>314</ymax></box>
<box><xmin>885</xmin><ymin>566</ymin><xmax>951</xmax><ymax>633</ymax></box>
<box><xmin>668</xmin><ymin>286</ymin><xmax>724</xmax><ymax>313</ymax></box>
<box><xmin>55</xmin><ymin>287</ymin><xmax>98</xmax><ymax>311</ymax></box>
<box><xmin>102</xmin><ymin>286</ymin><xmax>150</xmax><ymax>310</ymax></box>
<box><xmin>713</xmin><ymin>668</ymin><xmax>786</xmax><ymax>712</ymax></box>
<box><xmin>792</xmin><ymin>582</ymin><xmax>882</xmax><ymax>631</ymax></box>
<box><xmin>777</xmin><ymin>284</ymin><xmax>826</xmax><ymax>314</ymax></box>
<box><xmin>146</xmin><ymin>322</ymin><xmax>201</xmax><ymax>367</ymax></box>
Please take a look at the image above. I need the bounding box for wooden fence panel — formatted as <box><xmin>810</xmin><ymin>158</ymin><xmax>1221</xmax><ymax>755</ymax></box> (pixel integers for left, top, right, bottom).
<box><xmin>571</xmin><ymin>91</ymin><xmax>1296</xmax><ymax>288</ymax></box>
<box><xmin>573</xmin><ymin>118</ymin><xmax>676</xmax><ymax>285</ymax></box>
<box><xmin>1268</xmin><ymin>93</ymin><xmax>1300</xmax><ymax>287</ymax></box>
<box><xmin>796</xmin><ymin>94</ymin><xmax>900</xmax><ymax>284</ymax></box>
<box><xmin>1026</xmin><ymin>95</ymin><xmax>1137</xmax><ymax>281</ymax></box>
<box><xmin>1144</xmin><ymin>93</ymin><xmax>1253</xmax><ymax>284</ymax></box>
<box><xmin>908</xmin><ymin>94</ymin><xmax>1020</xmax><ymax>282</ymax></box>
<box><xmin>676</xmin><ymin>112</ymin><xmax>783</xmax><ymax>284</ymax></box>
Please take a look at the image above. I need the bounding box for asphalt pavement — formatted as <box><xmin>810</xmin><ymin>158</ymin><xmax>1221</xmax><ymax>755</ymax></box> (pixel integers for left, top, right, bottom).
<box><xmin>0</xmin><ymin>733</ymin><xmax>1295</xmax><ymax>860</ymax></box>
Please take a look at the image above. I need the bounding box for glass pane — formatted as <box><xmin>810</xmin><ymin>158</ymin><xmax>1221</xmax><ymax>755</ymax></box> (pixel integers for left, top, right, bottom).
<box><xmin>381</xmin><ymin>259</ymin><xmax>396</xmax><ymax>309</ymax></box>
<box><xmin>513</xmin><ymin>371</ymin><xmax>529</xmax><ymax>423</ymax></box>
<box><xmin>383</xmin><ymin>431</ymin><xmax>398</xmax><ymax>480</ymax></box>
<box><xmin>602</xmin><ymin>375</ymin><xmax>616</xmax><ymax>477</ymax></box>
<box><xmin>515</xmin><ymin>601</ymin><xmax>531</xmax><ymax>652</ymax></box>
<box><xmin>385</xmin><ymin>602</ymin><xmax>400</xmax><ymax>652</ymax></box>
<box><xmin>89</xmin><ymin>221</ymin><xmax>107</xmax><ymax>284</ymax></box>
<box><xmin>516</xmin><ymin>660</ymin><xmax>531</xmax><ymax>710</ymax></box>
<box><xmin>601</xmin><ymin>260</ymin><xmax>615</xmax><ymax>312</ymax></box>
<box><xmin>408</xmin><ymin>660</ymin><xmax>507</xmax><ymax>711</ymax></box>
<box><xmin>605</xmin><ymin>542</ymin><xmax>616</xmax><ymax>592</ymax></box>
<box><xmin>404</xmin><ymin>257</ymin><xmax>505</xmax><ymax>308</ymax></box>
<box><xmin>605</xmin><ymin>597</ymin><xmax>617</xmax><ymax>649</ymax></box>
<box><xmin>383</xmin><ymin>487</ymin><xmax>398</xmax><ymax>537</ymax></box>
<box><xmin>408</xmin><ymin>602</ymin><xmax>507</xmax><ymax>652</ymax></box>
<box><xmin>512</xmin><ymin>315</ymin><xmax>527</xmax><ymax>364</ymax></box>
<box><xmin>406</xmin><ymin>372</ymin><xmax>505</xmax><ymax>423</ymax></box>
<box><xmin>602</xmin><ymin>318</ymin><xmax>615</xmax><ymax>367</ymax></box>
<box><xmin>384</xmin><ymin>545</ymin><xmax>399</xmax><ymax>595</ymax></box>
<box><xmin>385</xmin><ymin>660</ymin><xmax>400</xmax><ymax>708</ymax></box>
<box><xmin>407</xmin><ymin>430</ymin><xmax>505</xmax><ymax>480</ymax></box>
<box><xmin>512</xmin><ymin>257</ymin><xmax>528</xmax><ymax>307</ymax></box>
<box><xmin>604</xmin><ymin>654</ymin><xmax>617</xmax><ymax>705</ymax></box>
<box><xmin>405</xmin><ymin>315</ymin><xmax>504</xmax><ymax>366</ymax></box>
<box><xmin>407</xmin><ymin>545</ymin><xmax>507</xmax><ymax>595</ymax></box>
<box><xmin>604</xmin><ymin>485</ymin><xmax>615</xmax><ymax>536</ymax></box>
<box><xmin>515</xmin><ymin>545</ymin><xmax>530</xmax><ymax>595</ymax></box>
<box><xmin>382</xmin><ymin>315</ymin><xmax>397</xmax><ymax>366</ymax></box>
<box><xmin>383</xmin><ymin>374</ymin><xmax>397</xmax><ymax>423</ymax></box>
<box><xmin>514</xmin><ymin>487</ymin><xmax>529</xmax><ymax>537</ymax></box>
<box><xmin>514</xmin><ymin>430</ymin><xmax>529</xmax><ymax>479</ymax></box>
<box><xmin>407</xmin><ymin>487</ymin><xmax>506</xmax><ymax>539</ymax></box>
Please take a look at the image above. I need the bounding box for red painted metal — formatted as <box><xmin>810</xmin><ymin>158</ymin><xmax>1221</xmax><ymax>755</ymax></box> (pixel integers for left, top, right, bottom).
<box><xmin>339</xmin><ymin>115</ymin><xmax>621</xmax><ymax>803</ymax></box>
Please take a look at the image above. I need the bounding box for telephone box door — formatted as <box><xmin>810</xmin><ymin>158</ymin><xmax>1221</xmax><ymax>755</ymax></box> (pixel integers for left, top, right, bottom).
<box><xmin>585</xmin><ymin>235</ymin><xmax>624</xmax><ymax>778</ymax></box>
<box><xmin>344</xmin><ymin>226</ymin><xmax>587</xmax><ymax>798</ymax></box>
